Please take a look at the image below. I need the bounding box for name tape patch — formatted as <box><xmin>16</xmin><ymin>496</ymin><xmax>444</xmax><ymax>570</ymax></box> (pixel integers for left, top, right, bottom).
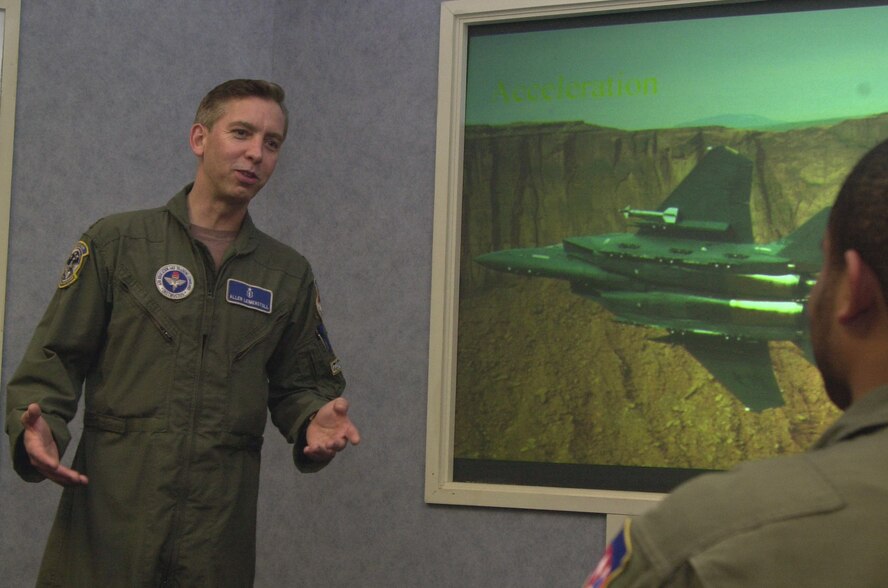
<box><xmin>226</xmin><ymin>279</ymin><xmax>273</xmax><ymax>313</ymax></box>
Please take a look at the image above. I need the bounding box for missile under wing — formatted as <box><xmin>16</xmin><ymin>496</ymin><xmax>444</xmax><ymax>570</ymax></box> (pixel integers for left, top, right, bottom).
<box><xmin>476</xmin><ymin>146</ymin><xmax>828</xmax><ymax>412</ymax></box>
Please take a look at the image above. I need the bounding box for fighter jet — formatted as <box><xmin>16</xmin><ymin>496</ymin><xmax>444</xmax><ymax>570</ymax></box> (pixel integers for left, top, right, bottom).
<box><xmin>475</xmin><ymin>146</ymin><xmax>829</xmax><ymax>411</ymax></box>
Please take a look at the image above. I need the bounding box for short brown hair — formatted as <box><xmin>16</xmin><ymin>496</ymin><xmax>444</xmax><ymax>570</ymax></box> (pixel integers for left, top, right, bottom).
<box><xmin>194</xmin><ymin>79</ymin><xmax>289</xmax><ymax>138</ymax></box>
<box><xmin>829</xmin><ymin>138</ymin><xmax>888</xmax><ymax>300</ymax></box>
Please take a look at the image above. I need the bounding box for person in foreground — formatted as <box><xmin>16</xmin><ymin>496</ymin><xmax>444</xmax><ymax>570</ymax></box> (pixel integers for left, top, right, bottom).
<box><xmin>5</xmin><ymin>79</ymin><xmax>360</xmax><ymax>586</ymax></box>
<box><xmin>584</xmin><ymin>137</ymin><xmax>888</xmax><ymax>587</ymax></box>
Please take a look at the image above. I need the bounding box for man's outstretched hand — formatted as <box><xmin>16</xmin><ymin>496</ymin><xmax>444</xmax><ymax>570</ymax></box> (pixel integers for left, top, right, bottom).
<box><xmin>20</xmin><ymin>403</ymin><xmax>88</xmax><ymax>486</ymax></box>
<box><xmin>304</xmin><ymin>398</ymin><xmax>361</xmax><ymax>462</ymax></box>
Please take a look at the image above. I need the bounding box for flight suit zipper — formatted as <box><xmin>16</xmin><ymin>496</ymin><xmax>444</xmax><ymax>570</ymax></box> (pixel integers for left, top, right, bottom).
<box><xmin>164</xmin><ymin>237</ymin><xmax>244</xmax><ymax>583</ymax></box>
<box><xmin>163</xmin><ymin>238</ymin><xmax>221</xmax><ymax>583</ymax></box>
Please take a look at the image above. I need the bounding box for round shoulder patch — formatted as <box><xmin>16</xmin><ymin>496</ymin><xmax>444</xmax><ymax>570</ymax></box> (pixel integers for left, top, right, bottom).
<box><xmin>155</xmin><ymin>264</ymin><xmax>195</xmax><ymax>300</ymax></box>
<box><xmin>59</xmin><ymin>241</ymin><xmax>90</xmax><ymax>289</ymax></box>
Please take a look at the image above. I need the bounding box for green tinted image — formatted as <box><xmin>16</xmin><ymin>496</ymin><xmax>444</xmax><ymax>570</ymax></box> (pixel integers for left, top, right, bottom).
<box><xmin>454</xmin><ymin>3</ymin><xmax>888</xmax><ymax>491</ymax></box>
<box><xmin>466</xmin><ymin>6</ymin><xmax>888</xmax><ymax>130</ymax></box>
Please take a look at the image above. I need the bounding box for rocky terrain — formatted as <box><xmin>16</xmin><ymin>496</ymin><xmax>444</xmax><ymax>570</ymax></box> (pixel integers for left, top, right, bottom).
<box><xmin>453</xmin><ymin>115</ymin><xmax>888</xmax><ymax>473</ymax></box>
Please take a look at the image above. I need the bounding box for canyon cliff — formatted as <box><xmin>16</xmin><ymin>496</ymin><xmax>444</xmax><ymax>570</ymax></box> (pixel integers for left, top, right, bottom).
<box><xmin>454</xmin><ymin>115</ymin><xmax>888</xmax><ymax>475</ymax></box>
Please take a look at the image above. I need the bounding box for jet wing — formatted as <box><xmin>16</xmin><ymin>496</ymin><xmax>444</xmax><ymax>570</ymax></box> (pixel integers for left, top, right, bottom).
<box><xmin>639</xmin><ymin>146</ymin><xmax>754</xmax><ymax>243</ymax></box>
<box><xmin>659</xmin><ymin>334</ymin><xmax>784</xmax><ymax>411</ymax></box>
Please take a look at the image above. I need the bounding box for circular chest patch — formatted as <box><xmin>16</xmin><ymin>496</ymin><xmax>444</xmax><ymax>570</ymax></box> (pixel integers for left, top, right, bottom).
<box><xmin>155</xmin><ymin>264</ymin><xmax>195</xmax><ymax>300</ymax></box>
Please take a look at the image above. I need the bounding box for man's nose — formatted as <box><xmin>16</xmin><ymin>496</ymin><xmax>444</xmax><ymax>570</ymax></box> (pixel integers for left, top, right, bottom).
<box><xmin>245</xmin><ymin>137</ymin><xmax>263</xmax><ymax>161</ymax></box>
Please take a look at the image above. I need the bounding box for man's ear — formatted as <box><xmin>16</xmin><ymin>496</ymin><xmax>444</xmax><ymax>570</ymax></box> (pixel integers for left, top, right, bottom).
<box><xmin>189</xmin><ymin>123</ymin><xmax>207</xmax><ymax>157</ymax></box>
<box><xmin>838</xmin><ymin>249</ymin><xmax>881</xmax><ymax>324</ymax></box>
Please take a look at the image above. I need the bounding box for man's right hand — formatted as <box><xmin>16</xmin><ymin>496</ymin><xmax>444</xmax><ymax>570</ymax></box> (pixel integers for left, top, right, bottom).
<box><xmin>20</xmin><ymin>403</ymin><xmax>88</xmax><ymax>486</ymax></box>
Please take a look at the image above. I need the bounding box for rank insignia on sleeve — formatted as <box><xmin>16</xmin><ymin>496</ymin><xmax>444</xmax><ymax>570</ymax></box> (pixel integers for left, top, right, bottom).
<box><xmin>316</xmin><ymin>322</ymin><xmax>335</xmax><ymax>354</ymax></box>
<box><xmin>583</xmin><ymin>520</ymin><xmax>632</xmax><ymax>588</ymax></box>
<box><xmin>59</xmin><ymin>241</ymin><xmax>90</xmax><ymax>289</ymax></box>
<box><xmin>155</xmin><ymin>264</ymin><xmax>195</xmax><ymax>300</ymax></box>
<box><xmin>313</xmin><ymin>284</ymin><xmax>338</xmax><ymax>357</ymax></box>
<box><xmin>314</xmin><ymin>286</ymin><xmax>324</xmax><ymax>319</ymax></box>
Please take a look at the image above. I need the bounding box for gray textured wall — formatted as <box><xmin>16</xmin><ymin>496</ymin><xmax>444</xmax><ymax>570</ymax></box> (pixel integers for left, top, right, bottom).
<box><xmin>0</xmin><ymin>1</ymin><xmax>603</xmax><ymax>586</ymax></box>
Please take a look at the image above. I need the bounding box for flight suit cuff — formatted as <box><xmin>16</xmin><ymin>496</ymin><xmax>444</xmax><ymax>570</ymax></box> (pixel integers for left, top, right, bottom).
<box><xmin>6</xmin><ymin>410</ymin><xmax>71</xmax><ymax>483</ymax></box>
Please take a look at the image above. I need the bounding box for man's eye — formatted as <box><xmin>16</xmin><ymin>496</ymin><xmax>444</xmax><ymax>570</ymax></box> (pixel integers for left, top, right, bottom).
<box><xmin>232</xmin><ymin>129</ymin><xmax>249</xmax><ymax>138</ymax></box>
<box><xmin>266</xmin><ymin>140</ymin><xmax>281</xmax><ymax>151</ymax></box>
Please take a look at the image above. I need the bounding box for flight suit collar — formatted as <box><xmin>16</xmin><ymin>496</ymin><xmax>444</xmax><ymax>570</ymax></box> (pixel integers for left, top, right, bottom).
<box><xmin>811</xmin><ymin>384</ymin><xmax>888</xmax><ymax>450</ymax></box>
<box><xmin>166</xmin><ymin>184</ymin><xmax>260</xmax><ymax>256</ymax></box>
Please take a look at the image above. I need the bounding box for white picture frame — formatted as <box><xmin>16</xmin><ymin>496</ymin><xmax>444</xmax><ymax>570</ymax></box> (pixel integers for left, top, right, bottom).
<box><xmin>424</xmin><ymin>0</ymin><xmax>737</xmax><ymax>518</ymax></box>
<box><xmin>425</xmin><ymin>0</ymin><xmax>888</xmax><ymax>518</ymax></box>
<box><xmin>0</xmin><ymin>0</ymin><xmax>21</xmax><ymax>382</ymax></box>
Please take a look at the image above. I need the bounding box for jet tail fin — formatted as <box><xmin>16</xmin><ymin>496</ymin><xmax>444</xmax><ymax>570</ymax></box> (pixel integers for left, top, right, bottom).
<box><xmin>778</xmin><ymin>207</ymin><xmax>831</xmax><ymax>271</ymax></box>
<box><xmin>639</xmin><ymin>146</ymin><xmax>754</xmax><ymax>243</ymax></box>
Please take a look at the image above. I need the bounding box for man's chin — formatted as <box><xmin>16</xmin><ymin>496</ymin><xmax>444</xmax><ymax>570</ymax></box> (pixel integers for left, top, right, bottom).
<box><xmin>222</xmin><ymin>187</ymin><xmax>260</xmax><ymax>205</ymax></box>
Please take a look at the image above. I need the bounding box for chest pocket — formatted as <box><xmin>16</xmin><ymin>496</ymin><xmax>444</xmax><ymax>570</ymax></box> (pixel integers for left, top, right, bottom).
<box><xmin>225</xmin><ymin>310</ymin><xmax>290</xmax><ymax>436</ymax></box>
<box><xmin>92</xmin><ymin>265</ymin><xmax>180</xmax><ymax>419</ymax></box>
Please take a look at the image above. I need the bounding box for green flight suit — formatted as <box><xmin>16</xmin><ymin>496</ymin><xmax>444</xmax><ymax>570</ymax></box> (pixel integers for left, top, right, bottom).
<box><xmin>588</xmin><ymin>385</ymin><xmax>888</xmax><ymax>587</ymax></box>
<box><xmin>5</xmin><ymin>186</ymin><xmax>346</xmax><ymax>587</ymax></box>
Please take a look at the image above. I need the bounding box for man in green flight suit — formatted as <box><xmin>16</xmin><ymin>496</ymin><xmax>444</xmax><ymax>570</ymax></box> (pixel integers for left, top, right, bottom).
<box><xmin>5</xmin><ymin>79</ymin><xmax>361</xmax><ymax>586</ymax></box>
<box><xmin>584</xmin><ymin>137</ymin><xmax>888</xmax><ymax>587</ymax></box>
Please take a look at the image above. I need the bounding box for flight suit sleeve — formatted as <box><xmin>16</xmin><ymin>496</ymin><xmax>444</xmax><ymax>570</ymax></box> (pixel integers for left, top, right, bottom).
<box><xmin>583</xmin><ymin>519</ymin><xmax>706</xmax><ymax>588</ymax></box>
<box><xmin>5</xmin><ymin>235</ymin><xmax>111</xmax><ymax>482</ymax></box>
<box><xmin>604</xmin><ymin>558</ymin><xmax>705</xmax><ymax>587</ymax></box>
<box><xmin>266</xmin><ymin>268</ymin><xmax>346</xmax><ymax>473</ymax></box>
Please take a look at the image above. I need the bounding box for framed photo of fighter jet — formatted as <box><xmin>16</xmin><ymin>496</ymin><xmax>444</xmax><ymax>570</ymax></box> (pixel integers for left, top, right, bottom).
<box><xmin>425</xmin><ymin>0</ymin><xmax>888</xmax><ymax>516</ymax></box>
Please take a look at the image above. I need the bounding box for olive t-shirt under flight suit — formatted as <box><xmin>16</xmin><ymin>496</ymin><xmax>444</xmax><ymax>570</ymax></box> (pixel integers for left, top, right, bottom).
<box><xmin>586</xmin><ymin>385</ymin><xmax>888</xmax><ymax>587</ymax></box>
<box><xmin>5</xmin><ymin>186</ymin><xmax>346</xmax><ymax>587</ymax></box>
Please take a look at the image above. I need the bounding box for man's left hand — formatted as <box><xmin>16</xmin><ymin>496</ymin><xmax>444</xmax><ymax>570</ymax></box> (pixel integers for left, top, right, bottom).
<box><xmin>304</xmin><ymin>397</ymin><xmax>361</xmax><ymax>462</ymax></box>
